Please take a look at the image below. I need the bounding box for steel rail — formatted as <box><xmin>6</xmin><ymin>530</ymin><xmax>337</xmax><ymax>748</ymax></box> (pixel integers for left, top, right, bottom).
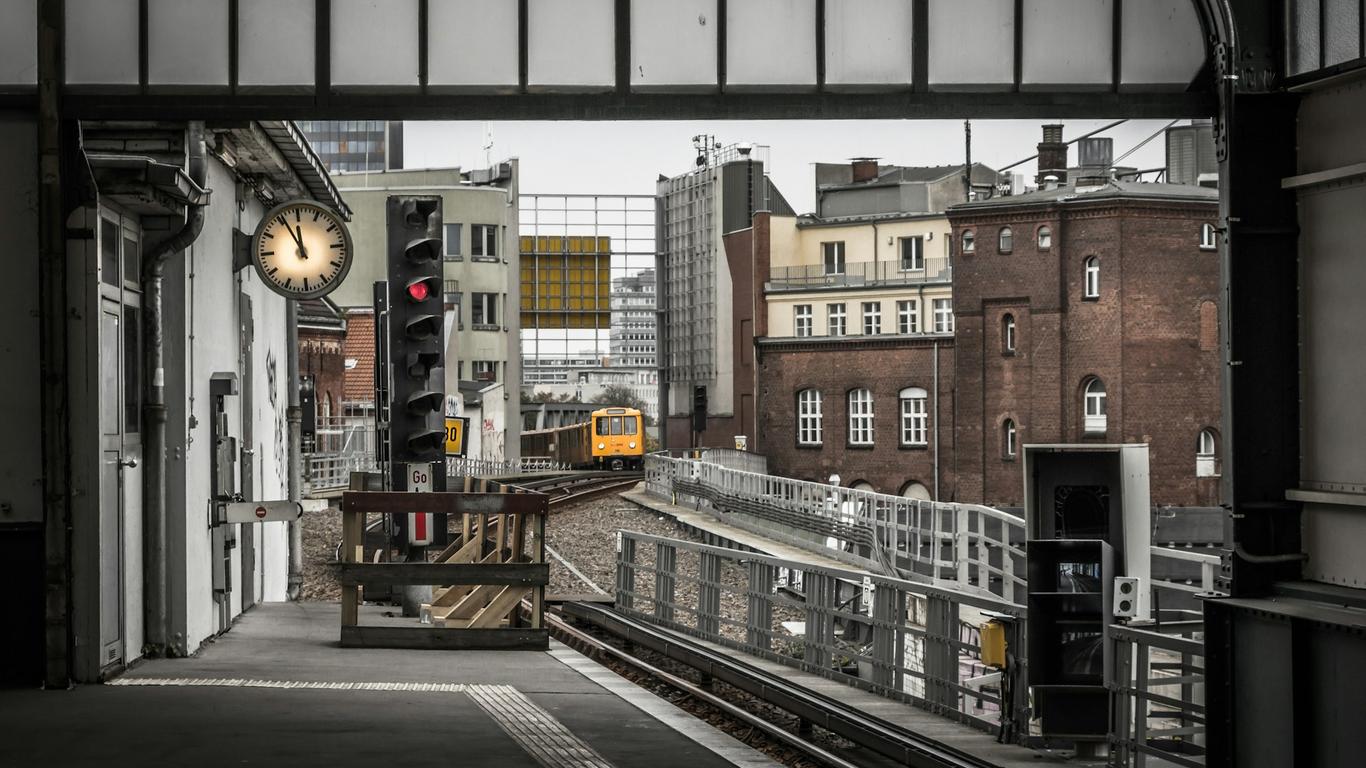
<box><xmin>542</xmin><ymin>609</ymin><xmax>863</xmax><ymax>768</ymax></box>
<box><xmin>560</xmin><ymin>602</ymin><xmax>1001</xmax><ymax>768</ymax></box>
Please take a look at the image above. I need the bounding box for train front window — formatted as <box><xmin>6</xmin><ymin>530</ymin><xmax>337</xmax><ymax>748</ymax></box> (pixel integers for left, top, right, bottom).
<box><xmin>610</xmin><ymin>416</ymin><xmax>623</xmax><ymax>435</ymax></box>
<box><xmin>596</xmin><ymin>417</ymin><xmax>609</xmax><ymax>435</ymax></box>
<box><xmin>624</xmin><ymin>417</ymin><xmax>638</xmax><ymax>435</ymax></box>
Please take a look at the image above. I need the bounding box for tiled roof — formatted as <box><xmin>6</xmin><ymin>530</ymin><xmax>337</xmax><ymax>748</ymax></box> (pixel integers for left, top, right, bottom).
<box><xmin>341</xmin><ymin>311</ymin><xmax>376</xmax><ymax>403</ymax></box>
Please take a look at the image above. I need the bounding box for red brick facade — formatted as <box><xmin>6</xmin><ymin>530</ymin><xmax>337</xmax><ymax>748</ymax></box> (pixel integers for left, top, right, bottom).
<box><xmin>757</xmin><ymin>337</ymin><xmax>955</xmax><ymax>497</ymax></box>
<box><xmin>948</xmin><ymin>194</ymin><xmax>1223</xmax><ymax>508</ymax></box>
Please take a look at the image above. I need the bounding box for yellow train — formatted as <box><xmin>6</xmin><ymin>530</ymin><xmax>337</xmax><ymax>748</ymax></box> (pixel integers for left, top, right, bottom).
<box><xmin>521</xmin><ymin>407</ymin><xmax>645</xmax><ymax>470</ymax></box>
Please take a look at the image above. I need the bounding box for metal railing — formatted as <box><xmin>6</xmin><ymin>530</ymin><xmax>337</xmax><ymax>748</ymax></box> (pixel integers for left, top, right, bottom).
<box><xmin>304</xmin><ymin>453</ymin><xmax>376</xmax><ymax>495</ymax></box>
<box><xmin>311</xmin><ymin>415</ymin><xmax>377</xmax><ymax>456</ymax></box>
<box><xmin>446</xmin><ymin>456</ymin><xmax>569</xmax><ymax>478</ymax></box>
<box><xmin>766</xmin><ymin>257</ymin><xmax>952</xmax><ymax>291</ymax></box>
<box><xmin>615</xmin><ymin>530</ymin><xmax>1029</xmax><ymax>737</ymax></box>
<box><xmin>645</xmin><ymin>453</ymin><xmax>1028</xmax><ymax>603</ymax></box>
<box><xmin>698</xmin><ymin>447</ymin><xmax>768</xmax><ymax>474</ymax></box>
<box><xmin>1149</xmin><ymin>545</ymin><xmax>1222</xmax><ymax>596</ymax></box>
<box><xmin>1109</xmin><ymin>621</ymin><xmax>1207</xmax><ymax>767</ymax></box>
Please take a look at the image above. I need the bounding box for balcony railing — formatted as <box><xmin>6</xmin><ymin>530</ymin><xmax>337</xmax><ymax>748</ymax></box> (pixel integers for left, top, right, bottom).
<box><xmin>767</xmin><ymin>257</ymin><xmax>952</xmax><ymax>291</ymax></box>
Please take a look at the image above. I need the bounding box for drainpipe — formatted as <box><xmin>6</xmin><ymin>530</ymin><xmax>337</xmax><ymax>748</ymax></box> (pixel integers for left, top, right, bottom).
<box><xmin>142</xmin><ymin>121</ymin><xmax>208</xmax><ymax>655</ymax></box>
<box><xmin>932</xmin><ymin>340</ymin><xmax>940</xmax><ymax>501</ymax></box>
<box><xmin>287</xmin><ymin>301</ymin><xmax>303</xmax><ymax>600</ymax></box>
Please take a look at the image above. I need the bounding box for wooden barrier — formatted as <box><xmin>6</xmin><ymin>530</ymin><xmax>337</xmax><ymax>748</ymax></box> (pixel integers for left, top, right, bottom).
<box><xmin>338</xmin><ymin>490</ymin><xmax>549</xmax><ymax>650</ymax></box>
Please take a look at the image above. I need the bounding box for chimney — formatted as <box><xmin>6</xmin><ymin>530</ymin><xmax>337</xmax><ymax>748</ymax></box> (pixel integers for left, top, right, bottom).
<box><xmin>851</xmin><ymin>158</ymin><xmax>879</xmax><ymax>183</ymax></box>
<box><xmin>1076</xmin><ymin>136</ymin><xmax>1114</xmax><ymax>186</ymax></box>
<box><xmin>1036</xmin><ymin>124</ymin><xmax>1068</xmax><ymax>187</ymax></box>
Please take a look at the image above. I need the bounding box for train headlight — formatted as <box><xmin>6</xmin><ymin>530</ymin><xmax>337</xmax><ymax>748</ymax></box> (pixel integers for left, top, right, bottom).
<box><xmin>629</xmin><ymin>441</ymin><xmax>637</xmax><ymax>449</ymax></box>
<box><xmin>597</xmin><ymin>443</ymin><xmax>606</xmax><ymax>450</ymax></box>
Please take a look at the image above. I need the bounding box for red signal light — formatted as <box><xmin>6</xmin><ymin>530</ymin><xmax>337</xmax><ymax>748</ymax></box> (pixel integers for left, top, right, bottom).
<box><xmin>407</xmin><ymin>281</ymin><xmax>431</xmax><ymax>302</ymax></box>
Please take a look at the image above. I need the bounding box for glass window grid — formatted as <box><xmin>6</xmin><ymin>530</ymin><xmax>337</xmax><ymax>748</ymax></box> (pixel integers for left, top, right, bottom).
<box><xmin>797</xmin><ymin>389</ymin><xmax>823</xmax><ymax>445</ymax></box>
<box><xmin>828</xmin><ymin>303</ymin><xmax>846</xmax><ymax>336</ymax></box>
<box><xmin>794</xmin><ymin>304</ymin><xmax>813</xmax><ymax>337</ymax></box>
<box><xmin>848</xmin><ymin>388</ymin><xmax>874</xmax><ymax>446</ymax></box>
<box><xmin>897</xmin><ymin>299</ymin><xmax>918</xmax><ymax>334</ymax></box>
<box><xmin>862</xmin><ymin>301</ymin><xmax>881</xmax><ymax>335</ymax></box>
<box><xmin>933</xmin><ymin>298</ymin><xmax>953</xmax><ymax>333</ymax></box>
<box><xmin>900</xmin><ymin>392</ymin><xmax>927</xmax><ymax>446</ymax></box>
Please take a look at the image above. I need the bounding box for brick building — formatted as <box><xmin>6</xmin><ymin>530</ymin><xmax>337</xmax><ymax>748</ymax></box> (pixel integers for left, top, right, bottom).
<box><xmin>948</xmin><ymin>174</ymin><xmax>1222</xmax><ymax>509</ymax></box>
<box><xmin>297</xmin><ymin>298</ymin><xmax>346</xmax><ymax>434</ymax></box>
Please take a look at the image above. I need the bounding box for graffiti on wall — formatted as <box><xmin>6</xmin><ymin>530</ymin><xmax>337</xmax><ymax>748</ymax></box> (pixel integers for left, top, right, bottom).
<box><xmin>265</xmin><ymin>348</ymin><xmax>287</xmax><ymax>487</ymax></box>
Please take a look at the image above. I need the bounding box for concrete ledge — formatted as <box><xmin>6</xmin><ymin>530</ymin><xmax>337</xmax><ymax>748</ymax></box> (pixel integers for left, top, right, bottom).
<box><xmin>340</xmin><ymin>625</ymin><xmax>549</xmax><ymax>650</ymax></box>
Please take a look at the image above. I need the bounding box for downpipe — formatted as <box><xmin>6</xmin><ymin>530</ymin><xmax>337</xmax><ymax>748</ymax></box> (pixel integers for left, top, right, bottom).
<box><xmin>142</xmin><ymin>121</ymin><xmax>208</xmax><ymax>656</ymax></box>
<box><xmin>287</xmin><ymin>300</ymin><xmax>303</xmax><ymax>600</ymax></box>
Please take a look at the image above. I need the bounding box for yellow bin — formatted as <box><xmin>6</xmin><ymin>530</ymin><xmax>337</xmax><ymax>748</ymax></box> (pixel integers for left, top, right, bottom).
<box><xmin>980</xmin><ymin>621</ymin><xmax>1007</xmax><ymax>669</ymax></box>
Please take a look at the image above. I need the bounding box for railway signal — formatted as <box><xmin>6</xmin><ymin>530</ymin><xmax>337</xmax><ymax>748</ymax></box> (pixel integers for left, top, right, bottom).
<box><xmin>385</xmin><ymin>196</ymin><xmax>446</xmax><ymax>549</ymax></box>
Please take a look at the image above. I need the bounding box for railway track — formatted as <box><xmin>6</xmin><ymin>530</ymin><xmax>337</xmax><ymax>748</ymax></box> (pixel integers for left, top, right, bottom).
<box><xmin>509</xmin><ymin>471</ymin><xmax>644</xmax><ymax>507</ymax></box>
<box><xmin>548</xmin><ymin>601</ymin><xmax>999</xmax><ymax>768</ymax></box>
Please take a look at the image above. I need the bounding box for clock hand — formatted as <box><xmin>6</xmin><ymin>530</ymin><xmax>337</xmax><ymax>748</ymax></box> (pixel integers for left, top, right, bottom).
<box><xmin>295</xmin><ymin>225</ymin><xmax>308</xmax><ymax>260</ymax></box>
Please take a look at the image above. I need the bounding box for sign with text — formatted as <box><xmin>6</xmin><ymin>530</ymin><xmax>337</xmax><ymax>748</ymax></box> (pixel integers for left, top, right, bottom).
<box><xmin>406</xmin><ymin>462</ymin><xmax>434</xmax><ymax>547</ymax></box>
<box><xmin>445</xmin><ymin>417</ymin><xmax>469</xmax><ymax>456</ymax></box>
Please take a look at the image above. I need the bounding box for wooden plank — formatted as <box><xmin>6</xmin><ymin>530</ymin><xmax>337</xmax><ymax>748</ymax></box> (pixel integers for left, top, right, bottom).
<box><xmin>341</xmin><ymin>491</ymin><xmax>547</xmax><ymax>517</ymax></box>
<box><xmin>340</xmin><ymin>508</ymin><xmax>363</xmax><ymax>627</ymax></box>
<box><xmin>443</xmin><ymin>583</ymin><xmax>501</xmax><ymax>622</ymax></box>
<box><xmin>338</xmin><ymin>562</ymin><xmax>549</xmax><ymax>587</ymax></box>
<box><xmin>430</xmin><ymin>550</ymin><xmax>501</xmax><ymax>608</ymax></box>
<box><xmin>468</xmin><ymin>586</ymin><xmax>532</xmax><ymax>629</ymax></box>
<box><xmin>339</xmin><ymin>625</ymin><xmax>549</xmax><ymax>651</ymax></box>
<box><xmin>511</xmin><ymin>512</ymin><xmax>526</xmax><ymax>562</ymax></box>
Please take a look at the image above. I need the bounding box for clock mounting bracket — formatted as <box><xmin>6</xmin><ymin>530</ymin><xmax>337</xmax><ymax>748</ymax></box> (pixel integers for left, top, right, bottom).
<box><xmin>231</xmin><ymin>228</ymin><xmax>253</xmax><ymax>273</ymax></box>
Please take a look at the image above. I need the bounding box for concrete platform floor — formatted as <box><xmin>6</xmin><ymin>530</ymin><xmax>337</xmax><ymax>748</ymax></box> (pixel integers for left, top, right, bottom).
<box><xmin>0</xmin><ymin>602</ymin><xmax>778</xmax><ymax>768</ymax></box>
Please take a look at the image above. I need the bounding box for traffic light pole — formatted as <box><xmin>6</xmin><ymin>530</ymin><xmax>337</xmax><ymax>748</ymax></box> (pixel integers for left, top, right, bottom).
<box><xmin>384</xmin><ymin>196</ymin><xmax>447</xmax><ymax>616</ymax></box>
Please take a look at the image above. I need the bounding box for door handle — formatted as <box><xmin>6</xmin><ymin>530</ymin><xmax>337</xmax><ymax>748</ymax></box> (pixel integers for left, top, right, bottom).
<box><xmin>119</xmin><ymin>458</ymin><xmax>138</xmax><ymax>469</ymax></box>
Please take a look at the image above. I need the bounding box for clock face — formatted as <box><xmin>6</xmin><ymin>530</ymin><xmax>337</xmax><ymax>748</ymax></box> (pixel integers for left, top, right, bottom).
<box><xmin>251</xmin><ymin>200</ymin><xmax>353</xmax><ymax>300</ymax></box>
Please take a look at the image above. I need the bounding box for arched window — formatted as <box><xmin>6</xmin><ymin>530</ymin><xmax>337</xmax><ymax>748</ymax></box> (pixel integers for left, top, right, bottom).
<box><xmin>899</xmin><ymin>387</ymin><xmax>928</xmax><ymax>446</ymax></box>
<box><xmin>961</xmin><ymin>230</ymin><xmax>975</xmax><ymax>254</ymax></box>
<box><xmin>1002</xmin><ymin>313</ymin><xmax>1016</xmax><ymax>353</ymax></box>
<box><xmin>900</xmin><ymin>481</ymin><xmax>931</xmax><ymax>501</ymax></box>
<box><xmin>797</xmin><ymin>389</ymin><xmax>823</xmax><ymax>446</ymax></box>
<box><xmin>850</xmin><ymin>480</ymin><xmax>875</xmax><ymax>493</ymax></box>
<box><xmin>1084</xmin><ymin>256</ymin><xmax>1100</xmax><ymax>299</ymax></box>
<box><xmin>848</xmin><ymin>388</ymin><xmax>875</xmax><ymax>446</ymax></box>
<box><xmin>1083</xmin><ymin>378</ymin><xmax>1107</xmax><ymax>434</ymax></box>
<box><xmin>1197</xmin><ymin>428</ymin><xmax>1219</xmax><ymax>477</ymax></box>
<box><xmin>1200</xmin><ymin>223</ymin><xmax>1218</xmax><ymax>250</ymax></box>
<box><xmin>998</xmin><ymin>227</ymin><xmax>1013</xmax><ymax>252</ymax></box>
<box><xmin>1037</xmin><ymin>225</ymin><xmax>1052</xmax><ymax>249</ymax></box>
<box><xmin>1003</xmin><ymin>419</ymin><xmax>1017</xmax><ymax>458</ymax></box>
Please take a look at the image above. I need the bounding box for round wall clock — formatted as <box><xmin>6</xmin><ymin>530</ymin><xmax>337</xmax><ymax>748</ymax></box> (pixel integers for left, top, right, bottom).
<box><xmin>251</xmin><ymin>200</ymin><xmax>353</xmax><ymax>300</ymax></box>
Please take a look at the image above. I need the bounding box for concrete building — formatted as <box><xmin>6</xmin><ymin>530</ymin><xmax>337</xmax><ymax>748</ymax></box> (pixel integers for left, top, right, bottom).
<box><xmin>0</xmin><ymin>117</ymin><xmax>346</xmax><ymax>682</ymax></box>
<box><xmin>656</xmin><ymin>145</ymin><xmax>793</xmax><ymax>451</ymax></box>
<box><xmin>610</xmin><ymin>268</ymin><xmax>657</xmax><ymax>369</ymax></box>
<box><xmin>296</xmin><ymin>120</ymin><xmax>403</xmax><ymax>174</ymax></box>
<box><xmin>948</xmin><ymin>139</ymin><xmax>1222</xmax><ymax>509</ymax></box>
<box><xmin>328</xmin><ymin>164</ymin><xmax>521</xmax><ymax>461</ymax></box>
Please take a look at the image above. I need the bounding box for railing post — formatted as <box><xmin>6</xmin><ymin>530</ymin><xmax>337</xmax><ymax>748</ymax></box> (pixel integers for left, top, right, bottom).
<box><xmin>955</xmin><ymin>506</ymin><xmax>970</xmax><ymax>587</ymax></box>
<box><xmin>871</xmin><ymin>582</ymin><xmax>898</xmax><ymax>690</ymax></box>
<box><xmin>1134</xmin><ymin>638</ymin><xmax>1150</xmax><ymax>768</ymax></box>
<box><xmin>654</xmin><ymin>541</ymin><xmax>676</xmax><ymax>623</ymax></box>
<box><xmin>616</xmin><ymin>535</ymin><xmax>636</xmax><ymax>612</ymax></box>
<box><xmin>747</xmin><ymin>560</ymin><xmax>773</xmax><ymax>651</ymax></box>
<box><xmin>804</xmin><ymin>572</ymin><xmax>833</xmax><ymax>670</ymax></box>
<box><xmin>924</xmin><ymin>594</ymin><xmax>958</xmax><ymax>714</ymax></box>
<box><xmin>698</xmin><ymin>551</ymin><xmax>721</xmax><ymax>636</ymax></box>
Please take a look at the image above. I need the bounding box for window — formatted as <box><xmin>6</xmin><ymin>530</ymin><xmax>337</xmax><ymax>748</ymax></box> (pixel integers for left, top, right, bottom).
<box><xmin>794</xmin><ymin>304</ymin><xmax>813</xmax><ymax>337</ymax></box>
<box><xmin>444</xmin><ymin>223</ymin><xmax>462</xmax><ymax>259</ymax></box>
<box><xmin>848</xmin><ymin>389</ymin><xmax>874</xmax><ymax>446</ymax></box>
<box><xmin>1197</xmin><ymin>428</ymin><xmax>1219</xmax><ymax>476</ymax></box>
<box><xmin>1002</xmin><ymin>313</ymin><xmax>1016</xmax><ymax>353</ymax></box>
<box><xmin>1084</xmin><ymin>257</ymin><xmax>1100</xmax><ymax>299</ymax></box>
<box><xmin>1083</xmin><ymin>378</ymin><xmax>1107</xmax><ymax>434</ymax></box>
<box><xmin>473</xmin><ymin>360</ymin><xmax>498</xmax><ymax>382</ymax></box>
<box><xmin>797</xmin><ymin>389</ymin><xmax>823</xmax><ymax>445</ymax></box>
<box><xmin>1003</xmin><ymin>419</ymin><xmax>1017</xmax><ymax>458</ymax></box>
<box><xmin>1200</xmin><ymin>223</ymin><xmax>1218</xmax><ymax>250</ymax></box>
<box><xmin>899</xmin><ymin>236</ymin><xmax>924</xmax><ymax>271</ymax></box>
<box><xmin>862</xmin><ymin>301</ymin><xmax>881</xmax><ymax>335</ymax></box>
<box><xmin>822</xmin><ymin>241</ymin><xmax>846</xmax><ymax>275</ymax></box>
<box><xmin>624</xmin><ymin>416</ymin><xmax>638</xmax><ymax>435</ymax></box>
<box><xmin>998</xmin><ymin>227</ymin><xmax>1013</xmax><ymax>252</ymax></box>
<box><xmin>828</xmin><ymin>303</ymin><xmax>847</xmax><ymax>336</ymax></box>
<box><xmin>1037</xmin><ymin>226</ymin><xmax>1052</xmax><ymax>249</ymax></box>
<box><xmin>932</xmin><ymin>298</ymin><xmax>954</xmax><ymax>333</ymax></box>
<box><xmin>472</xmin><ymin>292</ymin><xmax>499</xmax><ymax>327</ymax></box>
<box><xmin>961</xmin><ymin>230</ymin><xmax>975</xmax><ymax>254</ymax></box>
<box><xmin>897</xmin><ymin>300</ymin><xmax>919</xmax><ymax>334</ymax></box>
<box><xmin>899</xmin><ymin>387</ymin><xmax>928</xmax><ymax>446</ymax></box>
<box><xmin>471</xmin><ymin>224</ymin><xmax>498</xmax><ymax>258</ymax></box>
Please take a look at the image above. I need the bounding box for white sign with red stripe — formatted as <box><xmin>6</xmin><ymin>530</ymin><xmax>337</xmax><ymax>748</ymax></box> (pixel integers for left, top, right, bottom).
<box><xmin>406</xmin><ymin>463</ymin><xmax>434</xmax><ymax>546</ymax></box>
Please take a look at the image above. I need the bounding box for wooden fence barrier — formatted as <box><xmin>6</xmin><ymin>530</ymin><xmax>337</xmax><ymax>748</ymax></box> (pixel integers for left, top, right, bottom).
<box><xmin>338</xmin><ymin>490</ymin><xmax>548</xmax><ymax>650</ymax></box>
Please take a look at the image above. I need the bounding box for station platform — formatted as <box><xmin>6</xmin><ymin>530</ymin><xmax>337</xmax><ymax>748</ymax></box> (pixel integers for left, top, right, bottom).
<box><xmin>0</xmin><ymin>602</ymin><xmax>779</xmax><ymax>768</ymax></box>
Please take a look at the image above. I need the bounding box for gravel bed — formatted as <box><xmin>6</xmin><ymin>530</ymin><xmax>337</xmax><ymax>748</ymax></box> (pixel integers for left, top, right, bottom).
<box><xmin>545</xmin><ymin>495</ymin><xmax>684</xmax><ymax>595</ymax></box>
<box><xmin>300</xmin><ymin>500</ymin><xmax>342</xmax><ymax>602</ymax></box>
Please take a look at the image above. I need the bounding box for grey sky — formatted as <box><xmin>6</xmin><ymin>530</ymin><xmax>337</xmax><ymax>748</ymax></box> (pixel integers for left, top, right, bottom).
<box><xmin>404</xmin><ymin>118</ymin><xmax>1181</xmax><ymax>214</ymax></box>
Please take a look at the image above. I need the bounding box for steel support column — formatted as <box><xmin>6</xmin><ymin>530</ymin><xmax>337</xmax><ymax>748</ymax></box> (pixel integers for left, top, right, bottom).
<box><xmin>36</xmin><ymin>0</ymin><xmax>71</xmax><ymax>691</ymax></box>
